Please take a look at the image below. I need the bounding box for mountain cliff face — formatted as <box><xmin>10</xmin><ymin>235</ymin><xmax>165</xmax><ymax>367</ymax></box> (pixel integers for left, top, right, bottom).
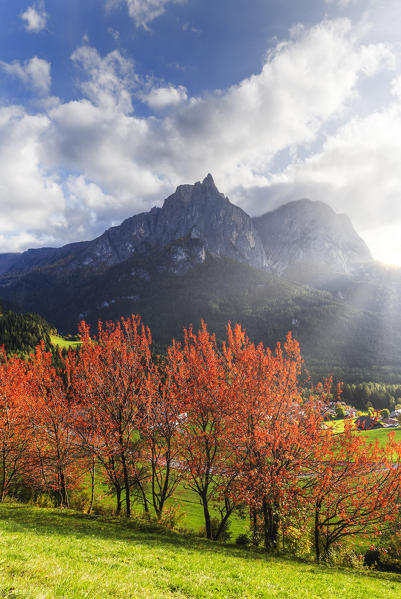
<box><xmin>253</xmin><ymin>199</ymin><xmax>373</xmax><ymax>282</ymax></box>
<box><xmin>6</xmin><ymin>174</ymin><xmax>268</xmax><ymax>275</ymax></box>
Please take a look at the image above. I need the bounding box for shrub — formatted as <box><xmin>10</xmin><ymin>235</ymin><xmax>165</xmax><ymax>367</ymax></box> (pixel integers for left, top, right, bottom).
<box><xmin>199</xmin><ymin>517</ymin><xmax>231</xmax><ymax>542</ymax></box>
<box><xmin>327</xmin><ymin>545</ymin><xmax>366</xmax><ymax>570</ymax></box>
<box><xmin>158</xmin><ymin>505</ymin><xmax>186</xmax><ymax>530</ymax></box>
<box><xmin>235</xmin><ymin>533</ymin><xmax>250</xmax><ymax>547</ymax></box>
<box><xmin>364</xmin><ymin>549</ymin><xmax>381</xmax><ymax>568</ymax></box>
<box><xmin>283</xmin><ymin>525</ymin><xmax>312</xmax><ymax>557</ymax></box>
<box><xmin>335</xmin><ymin>405</ymin><xmax>346</xmax><ymax>419</ymax></box>
<box><xmin>91</xmin><ymin>501</ymin><xmax>115</xmax><ymax>517</ymax></box>
<box><xmin>380</xmin><ymin>530</ymin><xmax>401</xmax><ymax>572</ymax></box>
<box><xmin>69</xmin><ymin>489</ymin><xmax>91</xmax><ymax>512</ymax></box>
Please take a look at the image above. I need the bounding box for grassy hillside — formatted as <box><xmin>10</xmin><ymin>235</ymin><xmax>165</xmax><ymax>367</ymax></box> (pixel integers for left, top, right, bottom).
<box><xmin>0</xmin><ymin>504</ymin><xmax>400</xmax><ymax>599</ymax></box>
<box><xmin>50</xmin><ymin>334</ymin><xmax>81</xmax><ymax>350</ymax></box>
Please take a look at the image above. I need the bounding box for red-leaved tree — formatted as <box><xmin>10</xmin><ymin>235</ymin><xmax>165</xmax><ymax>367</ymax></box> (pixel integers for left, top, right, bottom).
<box><xmin>73</xmin><ymin>316</ymin><xmax>152</xmax><ymax>517</ymax></box>
<box><xmin>0</xmin><ymin>349</ymin><xmax>31</xmax><ymax>501</ymax></box>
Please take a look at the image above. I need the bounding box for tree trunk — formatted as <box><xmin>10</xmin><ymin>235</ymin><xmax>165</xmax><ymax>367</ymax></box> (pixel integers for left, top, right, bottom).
<box><xmin>120</xmin><ymin>446</ymin><xmax>131</xmax><ymax>518</ymax></box>
<box><xmin>59</xmin><ymin>466</ymin><xmax>69</xmax><ymax>508</ymax></box>
<box><xmin>202</xmin><ymin>493</ymin><xmax>212</xmax><ymax>539</ymax></box>
<box><xmin>262</xmin><ymin>499</ymin><xmax>279</xmax><ymax>551</ymax></box>
<box><xmin>314</xmin><ymin>509</ymin><xmax>321</xmax><ymax>562</ymax></box>
<box><xmin>214</xmin><ymin>497</ymin><xmax>234</xmax><ymax>541</ymax></box>
<box><xmin>136</xmin><ymin>475</ymin><xmax>149</xmax><ymax>514</ymax></box>
<box><xmin>0</xmin><ymin>447</ymin><xmax>6</xmax><ymax>502</ymax></box>
<box><xmin>87</xmin><ymin>457</ymin><xmax>95</xmax><ymax>514</ymax></box>
<box><xmin>250</xmin><ymin>507</ymin><xmax>258</xmax><ymax>545</ymax></box>
<box><xmin>115</xmin><ymin>484</ymin><xmax>122</xmax><ymax>516</ymax></box>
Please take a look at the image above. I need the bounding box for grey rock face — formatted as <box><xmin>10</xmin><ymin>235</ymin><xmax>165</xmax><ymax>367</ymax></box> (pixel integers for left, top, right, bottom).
<box><xmin>253</xmin><ymin>199</ymin><xmax>373</xmax><ymax>279</ymax></box>
<box><xmin>6</xmin><ymin>174</ymin><xmax>268</xmax><ymax>274</ymax></box>
<box><xmin>151</xmin><ymin>174</ymin><xmax>268</xmax><ymax>269</ymax></box>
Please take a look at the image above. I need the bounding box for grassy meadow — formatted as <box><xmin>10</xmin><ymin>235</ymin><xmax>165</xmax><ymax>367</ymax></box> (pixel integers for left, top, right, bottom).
<box><xmin>329</xmin><ymin>418</ymin><xmax>401</xmax><ymax>445</ymax></box>
<box><xmin>50</xmin><ymin>335</ymin><xmax>81</xmax><ymax>350</ymax></box>
<box><xmin>0</xmin><ymin>503</ymin><xmax>400</xmax><ymax>599</ymax></box>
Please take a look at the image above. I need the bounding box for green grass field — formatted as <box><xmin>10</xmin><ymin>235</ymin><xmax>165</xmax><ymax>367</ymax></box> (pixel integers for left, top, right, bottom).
<box><xmin>50</xmin><ymin>335</ymin><xmax>81</xmax><ymax>350</ymax></box>
<box><xmin>90</xmin><ymin>475</ymin><xmax>248</xmax><ymax>538</ymax></box>
<box><xmin>329</xmin><ymin>419</ymin><xmax>401</xmax><ymax>445</ymax></box>
<box><xmin>0</xmin><ymin>503</ymin><xmax>400</xmax><ymax>599</ymax></box>
<box><xmin>361</xmin><ymin>426</ymin><xmax>401</xmax><ymax>445</ymax></box>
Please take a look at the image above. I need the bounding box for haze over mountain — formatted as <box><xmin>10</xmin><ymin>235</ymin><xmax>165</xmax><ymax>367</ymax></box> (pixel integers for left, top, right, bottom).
<box><xmin>254</xmin><ymin>199</ymin><xmax>373</xmax><ymax>283</ymax></box>
<box><xmin>0</xmin><ymin>175</ymin><xmax>399</xmax><ymax>382</ymax></box>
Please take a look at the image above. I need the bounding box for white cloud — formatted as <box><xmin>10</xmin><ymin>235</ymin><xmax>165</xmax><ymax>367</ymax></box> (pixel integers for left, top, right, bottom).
<box><xmin>71</xmin><ymin>46</ymin><xmax>137</xmax><ymax>114</ymax></box>
<box><xmin>391</xmin><ymin>74</ymin><xmax>401</xmax><ymax>99</ymax></box>
<box><xmin>20</xmin><ymin>2</ymin><xmax>48</xmax><ymax>33</ymax></box>
<box><xmin>0</xmin><ymin>57</ymin><xmax>51</xmax><ymax>95</ymax></box>
<box><xmin>0</xmin><ymin>105</ymin><xmax>65</xmax><ymax>251</ymax></box>
<box><xmin>106</xmin><ymin>0</ymin><xmax>185</xmax><ymax>29</ymax></box>
<box><xmin>142</xmin><ymin>85</ymin><xmax>187</xmax><ymax>110</ymax></box>
<box><xmin>0</xmin><ymin>19</ymin><xmax>397</xmax><ymax>253</ymax></box>
<box><xmin>182</xmin><ymin>23</ymin><xmax>201</xmax><ymax>34</ymax></box>
<box><xmin>155</xmin><ymin>19</ymin><xmax>393</xmax><ymax>186</ymax></box>
<box><xmin>325</xmin><ymin>0</ymin><xmax>359</xmax><ymax>7</ymax></box>
<box><xmin>248</xmin><ymin>94</ymin><xmax>401</xmax><ymax>263</ymax></box>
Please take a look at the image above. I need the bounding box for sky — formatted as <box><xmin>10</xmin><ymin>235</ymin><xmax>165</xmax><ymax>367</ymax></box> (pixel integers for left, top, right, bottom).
<box><xmin>0</xmin><ymin>0</ymin><xmax>401</xmax><ymax>264</ymax></box>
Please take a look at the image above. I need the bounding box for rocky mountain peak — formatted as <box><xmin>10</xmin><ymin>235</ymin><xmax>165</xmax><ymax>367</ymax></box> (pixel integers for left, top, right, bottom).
<box><xmin>200</xmin><ymin>172</ymin><xmax>218</xmax><ymax>190</ymax></box>
<box><xmin>158</xmin><ymin>174</ymin><xmax>267</xmax><ymax>269</ymax></box>
<box><xmin>253</xmin><ymin>198</ymin><xmax>373</xmax><ymax>281</ymax></box>
<box><xmin>166</xmin><ymin>174</ymin><xmax>224</xmax><ymax>208</ymax></box>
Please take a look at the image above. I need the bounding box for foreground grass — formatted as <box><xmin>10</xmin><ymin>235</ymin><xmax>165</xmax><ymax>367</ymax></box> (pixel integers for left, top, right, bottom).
<box><xmin>0</xmin><ymin>504</ymin><xmax>400</xmax><ymax>598</ymax></box>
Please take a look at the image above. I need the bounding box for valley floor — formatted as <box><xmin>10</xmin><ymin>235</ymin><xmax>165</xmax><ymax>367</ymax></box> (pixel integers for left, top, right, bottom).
<box><xmin>0</xmin><ymin>504</ymin><xmax>400</xmax><ymax>598</ymax></box>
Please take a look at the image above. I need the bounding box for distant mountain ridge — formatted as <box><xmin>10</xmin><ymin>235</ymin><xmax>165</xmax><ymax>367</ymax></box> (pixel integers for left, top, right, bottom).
<box><xmin>254</xmin><ymin>199</ymin><xmax>372</xmax><ymax>283</ymax></box>
<box><xmin>0</xmin><ymin>175</ymin><xmax>372</xmax><ymax>280</ymax></box>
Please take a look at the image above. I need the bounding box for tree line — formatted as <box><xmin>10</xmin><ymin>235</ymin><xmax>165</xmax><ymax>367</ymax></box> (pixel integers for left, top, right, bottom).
<box><xmin>342</xmin><ymin>381</ymin><xmax>401</xmax><ymax>413</ymax></box>
<box><xmin>1</xmin><ymin>315</ymin><xmax>401</xmax><ymax>561</ymax></box>
<box><xmin>0</xmin><ymin>307</ymin><xmax>51</xmax><ymax>356</ymax></box>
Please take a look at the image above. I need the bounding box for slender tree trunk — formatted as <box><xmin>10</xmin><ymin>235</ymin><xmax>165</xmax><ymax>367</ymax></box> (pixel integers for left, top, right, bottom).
<box><xmin>214</xmin><ymin>497</ymin><xmax>234</xmax><ymax>541</ymax></box>
<box><xmin>59</xmin><ymin>466</ymin><xmax>69</xmax><ymax>508</ymax></box>
<box><xmin>120</xmin><ymin>444</ymin><xmax>131</xmax><ymax>518</ymax></box>
<box><xmin>262</xmin><ymin>498</ymin><xmax>269</xmax><ymax>551</ymax></box>
<box><xmin>39</xmin><ymin>454</ymin><xmax>50</xmax><ymax>495</ymax></box>
<box><xmin>151</xmin><ymin>449</ymin><xmax>172</xmax><ymax>519</ymax></box>
<box><xmin>87</xmin><ymin>457</ymin><xmax>95</xmax><ymax>514</ymax></box>
<box><xmin>0</xmin><ymin>447</ymin><xmax>6</xmax><ymax>502</ymax></box>
<box><xmin>250</xmin><ymin>507</ymin><xmax>258</xmax><ymax>545</ymax></box>
<box><xmin>314</xmin><ymin>509</ymin><xmax>321</xmax><ymax>562</ymax></box>
<box><xmin>135</xmin><ymin>475</ymin><xmax>149</xmax><ymax>514</ymax></box>
<box><xmin>107</xmin><ymin>456</ymin><xmax>123</xmax><ymax>516</ymax></box>
<box><xmin>201</xmin><ymin>491</ymin><xmax>212</xmax><ymax>539</ymax></box>
<box><xmin>115</xmin><ymin>484</ymin><xmax>122</xmax><ymax>516</ymax></box>
<box><xmin>270</xmin><ymin>504</ymin><xmax>279</xmax><ymax>548</ymax></box>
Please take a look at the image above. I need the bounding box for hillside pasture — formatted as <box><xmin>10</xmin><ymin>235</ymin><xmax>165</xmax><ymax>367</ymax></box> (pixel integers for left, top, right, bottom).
<box><xmin>0</xmin><ymin>504</ymin><xmax>400</xmax><ymax>599</ymax></box>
